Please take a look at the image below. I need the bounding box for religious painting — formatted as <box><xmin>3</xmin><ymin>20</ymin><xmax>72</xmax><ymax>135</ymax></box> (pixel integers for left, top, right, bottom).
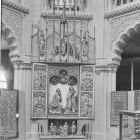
<box><xmin>32</xmin><ymin>63</ymin><xmax>47</xmax><ymax>118</ymax></box>
<box><xmin>48</xmin><ymin>65</ymin><xmax>79</xmax><ymax>116</ymax></box>
<box><xmin>48</xmin><ymin>119</ymin><xmax>77</xmax><ymax>136</ymax></box>
<box><xmin>111</xmin><ymin>91</ymin><xmax>128</xmax><ymax>126</ymax></box>
<box><xmin>80</xmin><ymin>92</ymin><xmax>94</xmax><ymax>118</ymax></box>
<box><xmin>80</xmin><ymin>65</ymin><xmax>94</xmax><ymax>91</ymax></box>
<box><xmin>0</xmin><ymin>89</ymin><xmax>18</xmax><ymax>138</ymax></box>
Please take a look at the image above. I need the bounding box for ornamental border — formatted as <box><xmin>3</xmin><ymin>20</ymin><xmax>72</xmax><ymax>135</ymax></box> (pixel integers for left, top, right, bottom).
<box><xmin>41</xmin><ymin>11</ymin><xmax>93</xmax><ymax>21</ymax></box>
<box><xmin>105</xmin><ymin>2</ymin><xmax>140</xmax><ymax>19</ymax></box>
<box><xmin>2</xmin><ymin>0</ymin><xmax>30</xmax><ymax>15</ymax></box>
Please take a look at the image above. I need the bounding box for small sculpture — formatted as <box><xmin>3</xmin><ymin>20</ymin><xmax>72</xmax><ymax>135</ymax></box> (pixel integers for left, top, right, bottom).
<box><xmin>71</xmin><ymin>121</ymin><xmax>76</xmax><ymax>135</ymax></box>
<box><xmin>49</xmin><ymin>122</ymin><xmax>56</xmax><ymax>135</ymax></box>
<box><xmin>62</xmin><ymin>122</ymin><xmax>68</xmax><ymax>136</ymax></box>
<box><xmin>61</xmin><ymin>35</ymin><xmax>68</xmax><ymax>62</ymax></box>
<box><xmin>50</xmin><ymin>88</ymin><xmax>63</xmax><ymax>113</ymax></box>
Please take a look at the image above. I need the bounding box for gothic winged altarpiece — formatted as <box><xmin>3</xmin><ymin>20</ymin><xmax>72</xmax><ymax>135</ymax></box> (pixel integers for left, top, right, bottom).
<box><xmin>31</xmin><ymin>0</ymin><xmax>95</xmax><ymax>138</ymax></box>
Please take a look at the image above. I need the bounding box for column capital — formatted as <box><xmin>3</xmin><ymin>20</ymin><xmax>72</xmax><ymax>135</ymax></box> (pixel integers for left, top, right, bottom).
<box><xmin>95</xmin><ymin>64</ymin><xmax>118</xmax><ymax>74</ymax></box>
<box><xmin>12</xmin><ymin>61</ymin><xmax>32</xmax><ymax>70</ymax></box>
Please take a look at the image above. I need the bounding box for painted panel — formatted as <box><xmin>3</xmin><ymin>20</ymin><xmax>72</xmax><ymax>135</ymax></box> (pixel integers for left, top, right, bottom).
<box><xmin>0</xmin><ymin>89</ymin><xmax>18</xmax><ymax>138</ymax></box>
<box><xmin>80</xmin><ymin>65</ymin><xmax>94</xmax><ymax>119</ymax></box>
<box><xmin>32</xmin><ymin>63</ymin><xmax>47</xmax><ymax>118</ymax></box>
<box><xmin>111</xmin><ymin>91</ymin><xmax>128</xmax><ymax>126</ymax></box>
<box><xmin>80</xmin><ymin>92</ymin><xmax>94</xmax><ymax>118</ymax></box>
<box><xmin>48</xmin><ymin>65</ymin><xmax>79</xmax><ymax>117</ymax></box>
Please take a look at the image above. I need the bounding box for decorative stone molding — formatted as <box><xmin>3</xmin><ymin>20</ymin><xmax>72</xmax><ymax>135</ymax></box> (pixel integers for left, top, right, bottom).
<box><xmin>95</xmin><ymin>64</ymin><xmax>118</xmax><ymax>74</ymax></box>
<box><xmin>105</xmin><ymin>2</ymin><xmax>140</xmax><ymax>19</ymax></box>
<box><xmin>111</xmin><ymin>21</ymin><xmax>140</xmax><ymax>65</ymax></box>
<box><xmin>1</xmin><ymin>22</ymin><xmax>19</xmax><ymax>59</ymax></box>
<box><xmin>12</xmin><ymin>61</ymin><xmax>32</xmax><ymax>70</ymax></box>
<box><xmin>2</xmin><ymin>0</ymin><xmax>30</xmax><ymax>15</ymax></box>
<box><xmin>41</xmin><ymin>11</ymin><xmax>93</xmax><ymax>21</ymax></box>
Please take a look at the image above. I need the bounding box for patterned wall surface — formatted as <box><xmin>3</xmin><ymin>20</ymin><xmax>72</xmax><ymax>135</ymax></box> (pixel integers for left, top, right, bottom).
<box><xmin>32</xmin><ymin>63</ymin><xmax>47</xmax><ymax>118</ymax></box>
<box><xmin>111</xmin><ymin>91</ymin><xmax>128</xmax><ymax>126</ymax></box>
<box><xmin>0</xmin><ymin>89</ymin><xmax>18</xmax><ymax>138</ymax></box>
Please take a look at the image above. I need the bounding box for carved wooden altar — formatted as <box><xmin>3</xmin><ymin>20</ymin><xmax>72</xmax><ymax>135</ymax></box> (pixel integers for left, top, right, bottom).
<box><xmin>31</xmin><ymin>0</ymin><xmax>95</xmax><ymax>139</ymax></box>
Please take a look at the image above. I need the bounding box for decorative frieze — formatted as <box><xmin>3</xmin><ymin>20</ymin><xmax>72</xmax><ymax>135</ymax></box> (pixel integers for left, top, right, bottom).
<box><xmin>105</xmin><ymin>2</ymin><xmax>140</xmax><ymax>19</ymax></box>
<box><xmin>2</xmin><ymin>0</ymin><xmax>29</xmax><ymax>15</ymax></box>
<box><xmin>41</xmin><ymin>12</ymin><xmax>93</xmax><ymax>21</ymax></box>
<box><xmin>110</xmin><ymin>12</ymin><xmax>140</xmax><ymax>46</ymax></box>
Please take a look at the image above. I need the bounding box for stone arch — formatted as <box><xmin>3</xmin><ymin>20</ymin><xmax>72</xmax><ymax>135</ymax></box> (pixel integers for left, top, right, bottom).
<box><xmin>1</xmin><ymin>21</ymin><xmax>19</xmax><ymax>60</ymax></box>
<box><xmin>111</xmin><ymin>22</ymin><xmax>140</xmax><ymax>65</ymax></box>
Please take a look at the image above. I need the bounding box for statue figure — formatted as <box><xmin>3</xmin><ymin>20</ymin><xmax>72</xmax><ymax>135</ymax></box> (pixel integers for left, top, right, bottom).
<box><xmin>82</xmin><ymin>32</ymin><xmax>89</xmax><ymax>62</ymax></box>
<box><xmin>61</xmin><ymin>35</ymin><xmax>68</xmax><ymax>62</ymax></box>
<box><xmin>71</xmin><ymin>121</ymin><xmax>76</xmax><ymax>135</ymax></box>
<box><xmin>50</xmin><ymin>88</ymin><xmax>62</xmax><ymax>113</ymax></box>
<box><xmin>62</xmin><ymin>122</ymin><xmax>68</xmax><ymax>136</ymax></box>
<box><xmin>49</xmin><ymin>122</ymin><xmax>56</xmax><ymax>135</ymax></box>
<box><xmin>65</xmin><ymin>86</ymin><xmax>77</xmax><ymax>113</ymax></box>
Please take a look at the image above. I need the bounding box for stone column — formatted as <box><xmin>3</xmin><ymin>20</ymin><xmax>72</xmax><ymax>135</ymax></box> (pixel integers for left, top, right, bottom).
<box><xmin>13</xmin><ymin>62</ymin><xmax>37</xmax><ymax>140</ymax></box>
<box><xmin>92</xmin><ymin>64</ymin><xmax>117</xmax><ymax>140</ymax></box>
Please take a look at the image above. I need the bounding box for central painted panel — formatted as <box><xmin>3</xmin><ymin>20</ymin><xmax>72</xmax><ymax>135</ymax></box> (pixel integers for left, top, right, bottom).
<box><xmin>48</xmin><ymin>65</ymin><xmax>79</xmax><ymax>117</ymax></box>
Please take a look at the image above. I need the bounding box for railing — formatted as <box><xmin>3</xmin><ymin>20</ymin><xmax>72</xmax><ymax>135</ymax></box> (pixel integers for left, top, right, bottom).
<box><xmin>112</xmin><ymin>0</ymin><xmax>140</xmax><ymax>8</ymax></box>
<box><xmin>42</xmin><ymin>0</ymin><xmax>87</xmax><ymax>12</ymax></box>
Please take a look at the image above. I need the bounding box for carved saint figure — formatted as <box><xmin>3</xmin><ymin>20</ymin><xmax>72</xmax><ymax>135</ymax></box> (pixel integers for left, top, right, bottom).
<box><xmin>62</xmin><ymin>122</ymin><xmax>68</xmax><ymax>136</ymax></box>
<box><xmin>65</xmin><ymin>86</ymin><xmax>77</xmax><ymax>112</ymax></box>
<box><xmin>50</xmin><ymin>88</ymin><xmax>62</xmax><ymax>113</ymax></box>
<box><xmin>71</xmin><ymin>121</ymin><xmax>76</xmax><ymax>135</ymax></box>
<box><xmin>82</xmin><ymin>33</ymin><xmax>89</xmax><ymax>62</ymax></box>
<box><xmin>49</xmin><ymin>122</ymin><xmax>56</xmax><ymax>135</ymax></box>
<box><xmin>61</xmin><ymin>35</ymin><xmax>68</xmax><ymax>62</ymax></box>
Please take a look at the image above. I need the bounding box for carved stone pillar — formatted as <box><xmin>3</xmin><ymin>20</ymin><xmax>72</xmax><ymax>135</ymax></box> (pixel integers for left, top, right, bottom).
<box><xmin>92</xmin><ymin>64</ymin><xmax>118</xmax><ymax>140</ymax></box>
<box><xmin>13</xmin><ymin>62</ymin><xmax>34</xmax><ymax>140</ymax></box>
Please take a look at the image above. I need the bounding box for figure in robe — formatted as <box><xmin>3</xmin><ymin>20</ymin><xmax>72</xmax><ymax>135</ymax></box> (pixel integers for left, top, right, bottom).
<box><xmin>62</xmin><ymin>122</ymin><xmax>68</xmax><ymax>136</ymax></box>
<box><xmin>49</xmin><ymin>122</ymin><xmax>56</xmax><ymax>135</ymax></box>
<box><xmin>71</xmin><ymin>121</ymin><xmax>76</xmax><ymax>135</ymax></box>
<box><xmin>50</xmin><ymin>88</ymin><xmax>62</xmax><ymax>113</ymax></box>
<box><xmin>65</xmin><ymin>86</ymin><xmax>77</xmax><ymax>112</ymax></box>
<box><xmin>61</xmin><ymin>35</ymin><xmax>68</xmax><ymax>62</ymax></box>
<box><xmin>82</xmin><ymin>33</ymin><xmax>89</xmax><ymax>62</ymax></box>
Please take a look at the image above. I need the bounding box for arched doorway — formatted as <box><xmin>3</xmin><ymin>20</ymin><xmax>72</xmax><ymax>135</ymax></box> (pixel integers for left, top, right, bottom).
<box><xmin>112</xmin><ymin>23</ymin><xmax>140</xmax><ymax>91</ymax></box>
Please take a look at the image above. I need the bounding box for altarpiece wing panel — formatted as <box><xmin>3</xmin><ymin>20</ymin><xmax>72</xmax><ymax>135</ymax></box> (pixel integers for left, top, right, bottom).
<box><xmin>80</xmin><ymin>65</ymin><xmax>95</xmax><ymax>119</ymax></box>
<box><xmin>32</xmin><ymin>63</ymin><xmax>47</xmax><ymax>119</ymax></box>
